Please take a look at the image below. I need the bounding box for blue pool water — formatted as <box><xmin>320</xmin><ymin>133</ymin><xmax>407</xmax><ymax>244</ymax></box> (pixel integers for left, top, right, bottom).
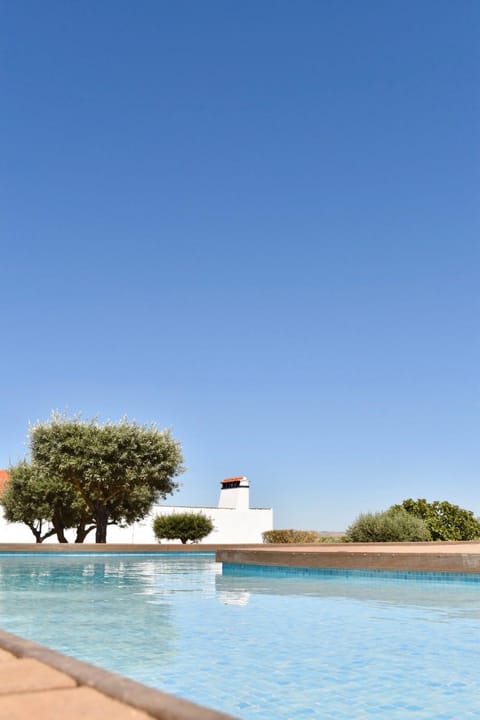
<box><xmin>0</xmin><ymin>553</ymin><xmax>479</xmax><ymax>719</ymax></box>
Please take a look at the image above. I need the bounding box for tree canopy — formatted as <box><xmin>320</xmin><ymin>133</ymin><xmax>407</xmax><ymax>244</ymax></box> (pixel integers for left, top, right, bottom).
<box><xmin>2</xmin><ymin>462</ymin><xmax>65</xmax><ymax>543</ymax></box>
<box><xmin>153</xmin><ymin>512</ymin><xmax>214</xmax><ymax>544</ymax></box>
<box><xmin>2</xmin><ymin>413</ymin><xmax>184</xmax><ymax>543</ymax></box>
<box><xmin>389</xmin><ymin>498</ymin><xmax>480</xmax><ymax>541</ymax></box>
<box><xmin>2</xmin><ymin>460</ymin><xmax>97</xmax><ymax>543</ymax></box>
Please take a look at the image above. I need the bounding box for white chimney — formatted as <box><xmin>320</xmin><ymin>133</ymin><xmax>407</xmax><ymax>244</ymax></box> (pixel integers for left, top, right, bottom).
<box><xmin>218</xmin><ymin>476</ymin><xmax>249</xmax><ymax>511</ymax></box>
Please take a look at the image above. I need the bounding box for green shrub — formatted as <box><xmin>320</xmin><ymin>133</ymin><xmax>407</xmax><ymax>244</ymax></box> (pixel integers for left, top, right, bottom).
<box><xmin>346</xmin><ymin>509</ymin><xmax>430</xmax><ymax>543</ymax></box>
<box><xmin>262</xmin><ymin>529</ymin><xmax>321</xmax><ymax>544</ymax></box>
<box><xmin>153</xmin><ymin>512</ymin><xmax>214</xmax><ymax>544</ymax></box>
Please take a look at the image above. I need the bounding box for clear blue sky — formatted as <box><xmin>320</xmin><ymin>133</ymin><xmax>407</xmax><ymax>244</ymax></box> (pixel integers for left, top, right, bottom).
<box><xmin>1</xmin><ymin>1</ymin><xmax>479</xmax><ymax>530</ymax></box>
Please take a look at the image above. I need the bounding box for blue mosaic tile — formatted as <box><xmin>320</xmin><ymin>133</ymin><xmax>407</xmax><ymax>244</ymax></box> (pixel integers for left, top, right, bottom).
<box><xmin>222</xmin><ymin>561</ymin><xmax>480</xmax><ymax>583</ymax></box>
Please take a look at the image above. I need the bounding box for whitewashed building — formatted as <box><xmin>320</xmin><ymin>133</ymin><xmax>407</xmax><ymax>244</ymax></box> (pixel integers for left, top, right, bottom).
<box><xmin>109</xmin><ymin>476</ymin><xmax>272</xmax><ymax>544</ymax></box>
<box><xmin>0</xmin><ymin>472</ymin><xmax>273</xmax><ymax>544</ymax></box>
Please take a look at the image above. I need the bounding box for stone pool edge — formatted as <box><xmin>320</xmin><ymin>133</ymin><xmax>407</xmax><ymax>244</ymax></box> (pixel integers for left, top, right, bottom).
<box><xmin>0</xmin><ymin>544</ymin><xmax>245</xmax><ymax>720</ymax></box>
<box><xmin>0</xmin><ymin>543</ymin><xmax>257</xmax><ymax>553</ymax></box>
<box><xmin>215</xmin><ymin>541</ymin><xmax>480</xmax><ymax>574</ymax></box>
<box><xmin>0</xmin><ymin>627</ymin><xmax>238</xmax><ymax>720</ymax></box>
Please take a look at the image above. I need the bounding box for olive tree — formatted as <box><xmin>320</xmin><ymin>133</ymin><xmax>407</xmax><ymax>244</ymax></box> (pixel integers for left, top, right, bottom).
<box><xmin>28</xmin><ymin>413</ymin><xmax>184</xmax><ymax>543</ymax></box>
<box><xmin>2</xmin><ymin>462</ymin><xmax>58</xmax><ymax>543</ymax></box>
<box><xmin>153</xmin><ymin>512</ymin><xmax>214</xmax><ymax>544</ymax></box>
<box><xmin>1</xmin><ymin>461</ymin><xmax>96</xmax><ymax>543</ymax></box>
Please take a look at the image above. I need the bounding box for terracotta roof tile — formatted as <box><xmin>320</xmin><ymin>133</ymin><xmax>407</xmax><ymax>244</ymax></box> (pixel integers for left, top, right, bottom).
<box><xmin>0</xmin><ymin>470</ymin><xmax>10</xmax><ymax>496</ymax></box>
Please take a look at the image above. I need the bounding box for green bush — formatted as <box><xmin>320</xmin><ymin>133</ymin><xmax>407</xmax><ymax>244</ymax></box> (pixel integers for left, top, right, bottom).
<box><xmin>262</xmin><ymin>529</ymin><xmax>321</xmax><ymax>544</ymax></box>
<box><xmin>389</xmin><ymin>499</ymin><xmax>480</xmax><ymax>541</ymax></box>
<box><xmin>346</xmin><ymin>509</ymin><xmax>430</xmax><ymax>543</ymax></box>
<box><xmin>153</xmin><ymin>512</ymin><xmax>214</xmax><ymax>544</ymax></box>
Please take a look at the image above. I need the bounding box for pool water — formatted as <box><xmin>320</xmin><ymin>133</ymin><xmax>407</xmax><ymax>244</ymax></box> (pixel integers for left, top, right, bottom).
<box><xmin>0</xmin><ymin>553</ymin><xmax>479</xmax><ymax>720</ymax></box>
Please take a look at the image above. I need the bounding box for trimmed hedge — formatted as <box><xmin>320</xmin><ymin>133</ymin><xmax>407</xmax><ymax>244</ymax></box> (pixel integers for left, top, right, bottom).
<box><xmin>262</xmin><ymin>529</ymin><xmax>321</xmax><ymax>544</ymax></box>
<box><xmin>153</xmin><ymin>512</ymin><xmax>214</xmax><ymax>544</ymax></box>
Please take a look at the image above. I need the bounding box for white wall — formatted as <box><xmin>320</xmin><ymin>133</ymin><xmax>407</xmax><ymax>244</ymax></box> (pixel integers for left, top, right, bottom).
<box><xmin>0</xmin><ymin>517</ymin><xmax>37</xmax><ymax>543</ymax></box>
<box><xmin>0</xmin><ymin>505</ymin><xmax>273</xmax><ymax>544</ymax></box>
<box><xmin>108</xmin><ymin>505</ymin><xmax>273</xmax><ymax>544</ymax></box>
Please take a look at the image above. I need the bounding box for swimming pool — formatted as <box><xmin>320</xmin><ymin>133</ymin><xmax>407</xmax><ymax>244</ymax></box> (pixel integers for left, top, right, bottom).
<box><xmin>0</xmin><ymin>553</ymin><xmax>479</xmax><ymax>719</ymax></box>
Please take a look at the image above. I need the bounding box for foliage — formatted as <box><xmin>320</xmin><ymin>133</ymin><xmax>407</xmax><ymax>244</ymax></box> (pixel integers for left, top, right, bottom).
<box><xmin>1</xmin><ymin>461</ymin><xmax>93</xmax><ymax>543</ymax></box>
<box><xmin>262</xmin><ymin>529</ymin><xmax>322</xmax><ymax>543</ymax></box>
<box><xmin>153</xmin><ymin>512</ymin><xmax>214</xmax><ymax>544</ymax></box>
<box><xmin>345</xmin><ymin>509</ymin><xmax>430</xmax><ymax>543</ymax></box>
<box><xmin>2</xmin><ymin>462</ymin><xmax>57</xmax><ymax>543</ymax></box>
<box><xmin>3</xmin><ymin>413</ymin><xmax>184</xmax><ymax>543</ymax></box>
<box><xmin>389</xmin><ymin>498</ymin><xmax>480</xmax><ymax>541</ymax></box>
<box><xmin>30</xmin><ymin>414</ymin><xmax>184</xmax><ymax>543</ymax></box>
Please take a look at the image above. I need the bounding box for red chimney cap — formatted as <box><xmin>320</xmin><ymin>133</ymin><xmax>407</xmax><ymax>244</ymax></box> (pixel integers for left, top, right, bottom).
<box><xmin>221</xmin><ymin>476</ymin><xmax>247</xmax><ymax>485</ymax></box>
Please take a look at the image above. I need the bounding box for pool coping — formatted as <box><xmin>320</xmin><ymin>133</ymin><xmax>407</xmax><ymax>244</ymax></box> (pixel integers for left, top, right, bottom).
<box><xmin>0</xmin><ymin>627</ymin><xmax>238</xmax><ymax>720</ymax></box>
<box><xmin>0</xmin><ymin>546</ymin><xmax>243</xmax><ymax>720</ymax></box>
<box><xmin>0</xmin><ymin>543</ymin><xmax>251</xmax><ymax>553</ymax></box>
<box><xmin>215</xmin><ymin>541</ymin><xmax>480</xmax><ymax>573</ymax></box>
<box><xmin>2</xmin><ymin>541</ymin><xmax>480</xmax><ymax>572</ymax></box>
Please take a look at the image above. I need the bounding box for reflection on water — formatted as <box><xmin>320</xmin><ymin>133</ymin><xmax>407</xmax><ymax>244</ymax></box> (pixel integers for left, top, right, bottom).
<box><xmin>218</xmin><ymin>590</ymin><xmax>251</xmax><ymax>606</ymax></box>
<box><xmin>0</xmin><ymin>554</ymin><xmax>479</xmax><ymax>720</ymax></box>
<box><xmin>0</xmin><ymin>554</ymin><xmax>216</xmax><ymax>672</ymax></box>
<box><xmin>215</xmin><ymin>569</ymin><xmax>480</xmax><ymax>619</ymax></box>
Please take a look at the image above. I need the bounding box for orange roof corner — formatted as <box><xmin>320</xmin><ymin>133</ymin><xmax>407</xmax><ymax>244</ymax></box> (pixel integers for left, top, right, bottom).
<box><xmin>0</xmin><ymin>470</ymin><xmax>10</xmax><ymax>496</ymax></box>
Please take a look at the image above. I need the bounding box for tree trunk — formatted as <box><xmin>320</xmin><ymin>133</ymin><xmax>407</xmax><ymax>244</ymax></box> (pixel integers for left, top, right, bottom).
<box><xmin>52</xmin><ymin>507</ymin><xmax>68</xmax><ymax>543</ymax></box>
<box><xmin>27</xmin><ymin>523</ymin><xmax>57</xmax><ymax>543</ymax></box>
<box><xmin>27</xmin><ymin>522</ymin><xmax>43</xmax><ymax>543</ymax></box>
<box><xmin>52</xmin><ymin>513</ymin><xmax>68</xmax><ymax>543</ymax></box>
<box><xmin>75</xmin><ymin>522</ymin><xmax>96</xmax><ymax>543</ymax></box>
<box><xmin>94</xmin><ymin>505</ymin><xmax>109</xmax><ymax>543</ymax></box>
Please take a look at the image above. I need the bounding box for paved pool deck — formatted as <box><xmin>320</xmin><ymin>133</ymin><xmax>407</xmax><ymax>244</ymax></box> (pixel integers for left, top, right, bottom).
<box><xmin>0</xmin><ymin>544</ymin><xmax>242</xmax><ymax>720</ymax></box>
<box><xmin>1</xmin><ymin>541</ymin><xmax>479</xmax><ymax>719</ymax></box>
<box><xmin>0</xmin><ymin>628</ymin><xmax>238</xmax><ymax>720</ymax></box>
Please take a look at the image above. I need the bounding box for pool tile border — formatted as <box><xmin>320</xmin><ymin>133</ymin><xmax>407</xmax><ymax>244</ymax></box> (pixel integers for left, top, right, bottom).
<box><xmin>222</xmin><ymin>562</ymin><xmax>480</xmax><ymax>583</ymax></box>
